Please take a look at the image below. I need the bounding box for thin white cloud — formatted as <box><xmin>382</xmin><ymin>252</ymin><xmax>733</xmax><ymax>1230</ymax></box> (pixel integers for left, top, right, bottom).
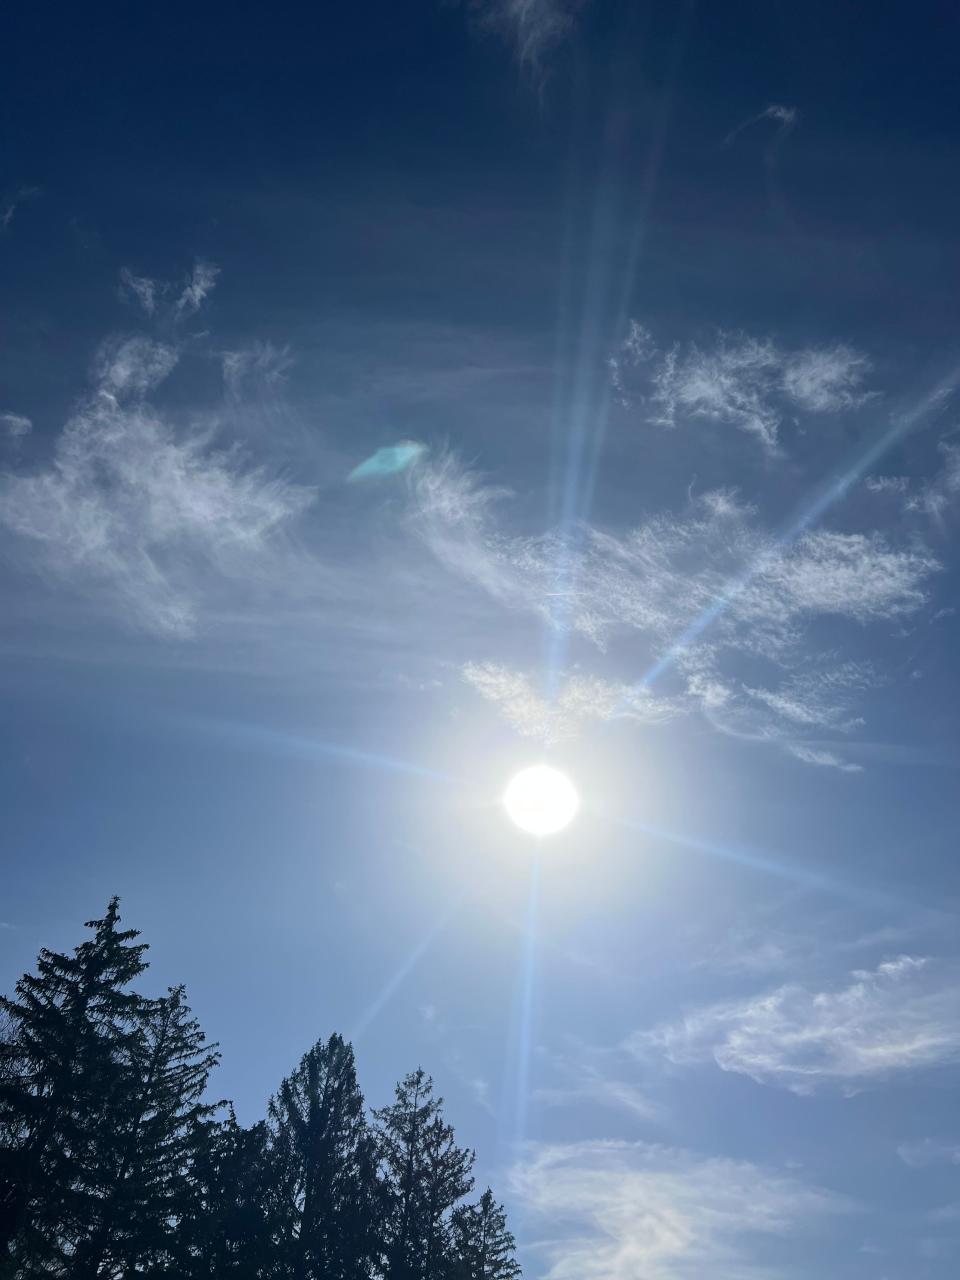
<box><xmin>118</xmin><ymin>259</ymin><xmax>220</xmax><ymax>322</ymax></box>
<box><xmin>534</xmin><ymin>1079</ymin><xmax>662</xmax><ymax>1122</ymax></box>
<box><xmin>411</xmin><ymin>461</ymin><xmax>934</xmax><ymax>653</ymax></box>
<box><xmin>410</xmin><ymin>458</ymin><xmax>937</xmax><ymax>765</ymax></box>
<box><xmin>1</xmin><ymin>413</ymin><xmax>32</xmax><ymax>438</ymax></box>
<box><xmin>463</xmin><ymin>0</ymin><xmax>582</xmax><ymax>74</ymax></box>
<box><xmin>865</xmin><ymin>474</ymin><xmax>911</xmax><ymax>495</ymax></box>
<box><xmin>175</xmin><ymin>259</ymin><xmax>220</xmax><ymax>317</ymax></box>
<box><xmin>222</xmin><ymin>341</ymin><xmax>294</xmax><ymax>395</ymax></box>
<box><xmin>746</xmin><ymin>529</ymin><xmax>932</xmax><ymax>624</ymax></box>
<box><xmin>535</xmin><ymin>1041</ymin><xmax>665</xmax><ymax>1124</ymax></box>
<box><xmin>463</xmin><ymin>661</ymin><xmax>683</xmax><ymax>743</ymax></box>
<box><xmin>614</xmin><ymin>327</ymin><xmax>874</xmax><ymax>451</ymax></box>
<box><xmin>632</xmin><ymin>956</ymin><xmax>960</xmax><ymax>1094</ymax></box>
<box><xmin>0</xmin><ymin>185</ymin><xmax>39</xmax><ymax>232</ymax></box>
<box><xmin>907</xmin><ymin>442</ymin><xmax>960</xmax><ymax>524</ymax></box>
<box><xmin>781</xmin><ymin>345</ymin><xmax>872</xmax><ymax>412</ymax></box>
<box><xmin>119</xmin><ymin>268</ymin><xmax>160</xmax><ymax>316</ymax></box>
<box><xmin>650</xmin><ymin>337</ymin><xmax>784</xmax><ymax>450</ymax></box>
<box><xmin>783</xmin><ymin>744</ymin><xmax>862</xmax><ymax>774</ymax></box>
<box><xmin>897</xmin><ymin>1139</ymin><xmax>960</xmax><ymax>1169</ymax></box>
<box><xmin>745</xmin><ymin>663</ymin><xmax>872</xmax><ymax>731</ymax></box>
<box><xmin>511</xmin><ymin>1139</ymin><xmax>848</xmax><ymax>1280</ymax></box>
<box><xmin>723</xmin><ymin>103</ymin><xmax>799</xmax><ymax>149</ymax></box>
<box><xmin>0</xmin><ymin>336</ymin><xmax>312</xmax><ymax>636</ymax></box>
<box><xmin>95</xmin><ymin>335</ymin><xmax>179</xmax><ymax>393</ymax></box>
<box><xmin>535</xmin><ymin>1072</ymin><xmax>664</xmax><ymax>1124</ymax></box>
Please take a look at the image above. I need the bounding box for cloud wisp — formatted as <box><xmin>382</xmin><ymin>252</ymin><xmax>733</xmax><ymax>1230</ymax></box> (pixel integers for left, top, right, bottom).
<box><xmin>1</xmin><ymin>413</ymin><xmax>32</xmax><ymax>438</ymax></box>
<box><xmin>410</xmin><ymin>456</ymin><xmax>937</xmax><ymax>765</ymax></box>
<box><xmin>461</xmin><ymin>0</ymin><xmax>582</xmax><ymax>77</ymax></box>
<box><xmin>866</xmin><ymin>443</ymin><xmax>960</xmax><ymax>527</ymax></box>
<box><xmin>534</xmin><ymin>1042</ymin><xmax>665</xmax><ymax>1123</ymax></box>
<box><xmin>722</xmin><ymin>103</ymin><xmax>799</xmax><ymax>150</ymax></box>
<box><xmin>463</xmin><ymin>661</ymin><xmax>683</xmax><ymax>743</ymax></box>
<box><xmin>0</xmin><ymin>336</ymin><xmax>312</xmax><ymax>636</ymax></box>
<box><xmin>897</xmin><ymin>1138</ymin><xmax>960</xmax><ymax>1169</ymax></box>
<box><xmin>631</xmin><ymin>956</ymin><xmax>960</xmax><ymax>1094</ymax></box>
<box><xmin>410</xmin><ymin>460</ymin><xmax>933</xmax><ymax>653</ymax></box>
<box><xmin>611</xmin><ymin>323</ymin><xmax>874</xmax><ymax>452</ymax></box>
<box><xmin>0</xmin><ymin>185</ymin><xmax>39</xmax><ymax>233</ymax></box>
<box><xmin>119</xmin><ymin>259</ymin><xmax>221</xmax><ymax>323</ymax></box>
<box><xmin>511</xmin><ymin>1139</ymin><xmax>848</xmax><ymax>1280</ymax></box>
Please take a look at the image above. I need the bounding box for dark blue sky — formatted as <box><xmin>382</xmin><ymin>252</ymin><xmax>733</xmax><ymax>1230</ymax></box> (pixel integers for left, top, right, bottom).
<box><xmin>3</xmin><ymin>4</ymin><xmax>960</xmax><ymax>1277</ymax></box>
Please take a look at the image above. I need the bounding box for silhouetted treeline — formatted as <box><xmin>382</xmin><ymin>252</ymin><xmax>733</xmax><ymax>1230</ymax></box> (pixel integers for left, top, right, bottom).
<box><xmin>0</xmin><ymin>900</ymin><xmax>521</xmax><ymax>1280</ymax></box>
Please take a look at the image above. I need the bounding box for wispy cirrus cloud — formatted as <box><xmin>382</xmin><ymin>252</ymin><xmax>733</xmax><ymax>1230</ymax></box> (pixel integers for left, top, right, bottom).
<box><xmin>611</xmin><ymin>324</ymin><xmax>874</xmax><ymax>451</ymax></box>
<box><xmin>0</xmin><ymin>184</ymin><xmax>39</xmax><ymax>233</ymax></box>
<box><xmin>511</xmin><ymin>1139</ymin><xmax>849</xmax><ymax>1280</ymax></box>
<box><xmin>463</xmin><ymin>657</ymin><xmax>873</xmax><ymax>768</ymax></box>
<box><xmin>1</xmin><ymin>413</ymin><xmax>32</xmax><ymax>438</ymax></box>
<box><xmin>534</xmin><ymin>1041</ymin><xmax>665</xmax><ymax>1123</ymax></box>
<box><xmin>722</xmin><ymin>103</ymin><xmax>799</xmax><ymax>149</ymax></box>
<box><xmin>782</xmin><ymin>744</ymin><xmax>863</xmax><ymax>773</ymax></box>
<box><xmin>898</xmin><ymin>1138</ymin><xmax>960</xmax><ymax>1169</ymax></box>
<box><xmin>865</xmin><ymin>474</ymin><xmax>911</xmax><ymax>496</ymax></box>
<box><xmin>0</xmin><ymin>335</ymin><xmax>312</xmax><ymax>636</ymax></box>
<box><xmin>865</xmin><ymin>441</ymin><xmax>960</xmax><ymax>526</ymax></box>
<box><xmin>119</xmin><ymin>259</ymin><xmax>220</xmax><ymax>322</ymax></box>
<box><xmin>410</xmin><ymin>456</ymin><xmax>937</xmax><ymax>766</ymax></box>
<box><xmin>222</xmin><ymin>341</ymin><xmax>295</xmax><ymax>396</ymax></box>
<box><xmin>907</xmin><ymin>443</ymin><xmax>960</xmax><ymax>525</ymax></box>
<box><xmin>463</xmin><ymin>661</ymin><xmax>683</xmax><ymax>743</ymax></box>
<box><xmin>409</xmin><ymin>460</ymin><xmax>934</xmax><ymax>652</ymax></box>
<box><xmin>460</xmin><ymin>0</ymin><xmax>582</xmax><ymax>75</ymax></box>
<box><xmin>631</xmin><ymin>956</ymin><xmax>960</xmax><ymax>1094</ymax></box>
<box><xmin>744</xmin><ymin>663</ymin><xmax>872</xmax><ymax>732</ymax></box>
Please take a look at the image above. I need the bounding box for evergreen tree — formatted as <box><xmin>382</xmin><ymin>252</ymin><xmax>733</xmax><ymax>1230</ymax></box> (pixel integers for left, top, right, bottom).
<box><xmin>1</xmin><ymin>901</ymin><xmax>522</xmax><ymax>1280</ymax></box>
<box><xmin>0</xmin><ymin>1010</ymin><xmax>27</xmax><ymax>1274</ymax></box>
<box><xmin>268</xmin><ymin>1033</ymin><xmax>383</xmax><ymax>1280</ymax></box>
<box><xmin>181</xmin><ymin>1110</ymin><xmax>277</xmax><ymax>1280</ymax></box>
<box><xmin>0</xmin><ymin>898</ymin><xmax>149</xmax><ymax>1275</ymax></box>
<box><xmin>69</xmin><ymin>984</ymin><xmax>221</xmax><ymax>1279</ymax></box>
<box><xmin>450</xmin><ymin>1189</ymin><xmax>521</xmax><ymax>1280</ymax></box>
<box><xmin>375</xmin><ymin>1070</ymin><xmax>474</xmax><ymax>1280</ymax></box>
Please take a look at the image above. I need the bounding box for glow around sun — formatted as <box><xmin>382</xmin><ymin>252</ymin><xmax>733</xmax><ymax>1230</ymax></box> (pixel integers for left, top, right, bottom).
<box><xmin>503</xmin><ymin>765</ymin><xmax>580</xmax><ymax>837</ymax></box>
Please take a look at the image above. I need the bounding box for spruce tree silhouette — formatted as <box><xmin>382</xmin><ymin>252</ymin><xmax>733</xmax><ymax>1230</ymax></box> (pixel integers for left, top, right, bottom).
<box><xmin>71</xmin><ymin>985</ymin><xmax>220</xmax><ymax>1279</ymax></box>
<box><xmin>451</xmin><ymin>1189</ymin><xmax>522</xmax><ymax>1280</ymax></box>
<box><xmin>181</xmin><ymin>1109</ymin><xmax>277</xmax><ymax>1279</ymax></box>
<box><xmin>374</xmin><ymin>1069</ymin><xmax>475</xmax><ymax>1280</ymax></box>
<box><xmin>0</xmin><ymin>898</ymin><xmax>148</xmax><ymax>1275</ymax></box>
<box><xmin>0</xmin><ymin>902</ymin><xmax>521</xmax><ymax>1280</ymax></box>
<box><xmin>267</xmin><ymin>1033</ymin><xmax>384</xmax><ymax>1280</ymax></box>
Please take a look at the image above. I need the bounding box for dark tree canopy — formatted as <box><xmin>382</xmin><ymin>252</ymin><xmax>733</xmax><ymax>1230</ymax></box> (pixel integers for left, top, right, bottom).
<box><xmin>451</xmin><ymin>1189</ymin><xmax>522</xmax><ymax>1280</ymax></box>
<box><xmin>374</xmin><ymin>1069</ymin><xmax>475</xmax><ymax>1280</ymax></box>
<box><xmin>0</xmin><ymin>901</ymin><xmax>520</xmax><ymax>1280</ymax></box>
<box><xmin>268</xmin><ymin>1033</ymin><xmax>384</xmax><ymax>1280</ymax></box>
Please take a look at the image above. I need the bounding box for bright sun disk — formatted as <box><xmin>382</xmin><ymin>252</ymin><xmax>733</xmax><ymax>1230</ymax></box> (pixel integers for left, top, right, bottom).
<box><xmin>503</xmin><ymin>765</ymin><xmax>580</xmax><ymax>837</ymax></box>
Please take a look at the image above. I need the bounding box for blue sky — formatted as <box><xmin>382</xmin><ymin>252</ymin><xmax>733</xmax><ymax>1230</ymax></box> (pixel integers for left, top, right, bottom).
<box><xmin>3</xmin><ymin>1</ymin><xmax>960</xmax><ymax>1275</ymax></box>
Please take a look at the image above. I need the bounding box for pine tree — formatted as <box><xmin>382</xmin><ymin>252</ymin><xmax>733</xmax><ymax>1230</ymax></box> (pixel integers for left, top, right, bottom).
<box><xmin>2</xmin><ymin>900</ymin><xmax>523</xmax><ymax>1280</ymax></box>
<box><xmin>69</xmin><ymin>984</ymin><xmax>221</xmax><ymax>1279</ymax></box>
<box><xmin>375</xmin><ymin>1069</ymin><xmax>474</xmax><ymax>1280</ymax></box>
<box><xmin>0</xmin><ymin>1010</ymin><xmax>28</xmax><ymax>1274</ymax></box>
<box><xmin>450</xmin><ymin>1189</ymin><xmax>521</xmax><ymax>1280</ymax></box>
<box><xmin>0</xmin><ymin>898</ymin><xmax>149</xmax><ymax>1275</ymax></box>
<box><xmin>180</xmin><ymin>1110</ymin><xmax>277</xmax><ymax>1280</ymax></box>
<box><xmin>268</xmin><ymin>1033</ymin><xmax>383</xmax><ymax>1280</ymax></box>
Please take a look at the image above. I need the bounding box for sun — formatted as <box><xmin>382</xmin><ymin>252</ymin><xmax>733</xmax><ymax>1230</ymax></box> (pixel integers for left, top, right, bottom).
<box><xmin>503</xmin><ymin>765</ymin><xmax>580</xmax><ymax>837</ymax></box>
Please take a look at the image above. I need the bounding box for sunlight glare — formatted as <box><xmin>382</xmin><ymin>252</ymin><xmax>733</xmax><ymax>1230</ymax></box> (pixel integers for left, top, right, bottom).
<box><xmin>503</xmin><ymin>765</ymin><xmax>580</xmax><ymax>837</ymax></box>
